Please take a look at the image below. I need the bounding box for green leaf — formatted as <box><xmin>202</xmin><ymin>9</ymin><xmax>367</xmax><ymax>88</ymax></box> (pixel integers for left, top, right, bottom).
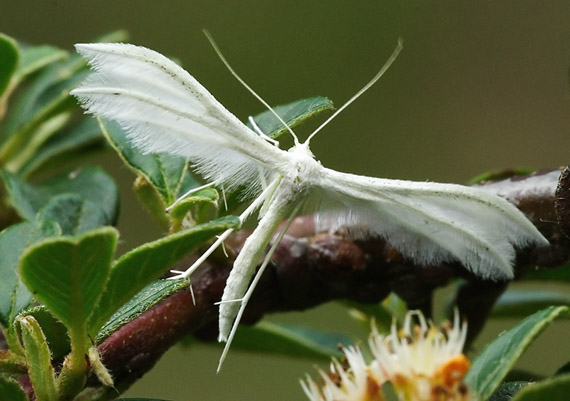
<box><xmin>489</xmin><ymin>382</ymin><xmax>530</xmax><ymax>401</ymax></box>
<box><xmin>0</xmin><ymin>220</ymin><xmax>60</xmax><ymax>328</ymax></box>
<box><xmin>1</xmin><ymin>51</ymin><xmax>84</xmax><ymax>135</ymax></box>
<box><xmin>3</xmin><ymin>112</ymin><xmax>73</xmax><ymax>173</ymax></box>
<box><xmin>511</xmin><ymin>374</ymin><xmax>570</xmax><ymax>401</ymax></box>
<box><xmin>0</xmin><ymin>53</ymin><xmax>87</xmax><ymax>167</ymax></box>
<box><xmin>467</xmin><ymin>168</ymin><xmax>535</xmax><ymax>186</ymax></box>
<box><xmin>37</xmin><ymin>194</ymin><xmax>109</xmax><ymax>235</ymax></box>
<box><xmin>101</xmin><ymin>119</ymin><xmax>187</xmax><ymax>205</ymax></box>
<box><xmin>19</xmin><ymin>117</ymin><xmax>104</xmax><ymax>178</ymax></box>
<box><xmin>0</xmin><ymin>30</ymin><xmax>126</xmax><ymax>173</ymax></box>
<box><xmin>230</xmin><ymin>321</ymin><xmax>348</xmax><ymax>359</ymax></box>
<box><xmin>97</xmin><ymin>279</ymin><xmax>188</xmax><ymax>341</ymax></box>
<box><xmin>346</xmin><ymin>301</ymin><xmax>397</xmax><ymax>335</ymax></box>
<box><xmin>89</xmin><ymin>216</ymin><xmax>239</xmax><ymax>332</ymax></box>
<box><xmin>492</xmin><ymin>288</ymin><xmax>570</xmax><ymax>318</ymax></box>
<box><xmin>169</xmin><ymin>187</ymin><xmax>219</xmax><ymax>229</ymax></box>
<box><xmin>0</xmin><ymin>376</ymin><xmax>28</xmax><ymax>401</ymax></box>
<box><xmin>466</xmin><ymin>306</ymin><xmax>570</xmax><ymax>400</ymax></box>
<box><xmin>248</xmin><ymin>97</ymin><xmax>334</xmax><ymax>139</ymax></box>
<box><xmin>19</xmin><ymin>227</ymin><xmax>117</xmax><ymax>336</ymax></box>
<box><xmin>0</xmin><ymin>33</ymin><xmax>19</xmax><ymax>100</ymax></box>
<box><xmin>17</xmin><ymin>306</ymin><xmax>69</xmax><ymax>360</ymax></box>
<box><xmin>1</xmin><ymin>166</ymin><xmax>119</xmax><ymax>224</ymax></box>
<box><xmin>19</xmin><ymin>315</ymin><xmax>58</xmax><ymax>401</ymax></box>
<box><xmin>0</xmin><ymin>349</ymin><xmax>27</xmax><ymax>375</ymax></box>
<box><xmin>16</xmin><ymin>44</ymin><xmax>67</xmax><ymax>80</ymax></box>
<box><xmin>18</xmin><ymin>227</ymin><xmax>115</xmax><ymax>401</ymax></box>
<box><xmin>132</xmin><ymin>176</ymin><xmax>171</xmax><ymax>230</ymax></box>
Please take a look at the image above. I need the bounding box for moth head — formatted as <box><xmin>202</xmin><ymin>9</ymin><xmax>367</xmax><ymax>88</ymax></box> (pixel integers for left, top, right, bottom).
<box><xmin>289</xmin><ymin>141</ymin><xmax>316</xmax><ymax>159</ymax></box>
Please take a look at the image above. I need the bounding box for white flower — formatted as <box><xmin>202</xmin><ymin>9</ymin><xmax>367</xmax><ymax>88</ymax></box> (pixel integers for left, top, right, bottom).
<box><xmin>301</xmin><ymin>346</ymin><xmax>381</xmax><ymax>401</ymax></box>
<box><xmin>301</xmin><ymin>311</ymin><xmax>471</xmax><ymax>401</ymax></box>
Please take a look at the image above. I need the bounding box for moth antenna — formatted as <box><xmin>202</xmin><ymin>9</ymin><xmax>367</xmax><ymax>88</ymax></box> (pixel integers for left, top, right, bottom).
<box><xmin>204</xmin><ymin>30</ymin><xmax>300</xmax><ymax>145</ymax></box>
<box><xmin>305</xmin><ymin>38</ymin><xmax>403</xmax><ymax>145</ymax></box>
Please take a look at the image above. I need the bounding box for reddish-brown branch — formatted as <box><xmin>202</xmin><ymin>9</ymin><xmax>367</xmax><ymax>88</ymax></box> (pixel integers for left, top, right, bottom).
<box><xmin>97</xmin><ymin>168</ymin><xmax>569</xmax><ymax>393</ymax></box>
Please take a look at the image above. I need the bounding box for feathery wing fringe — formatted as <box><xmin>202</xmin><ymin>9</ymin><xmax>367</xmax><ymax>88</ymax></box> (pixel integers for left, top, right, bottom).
<box><xmin>71</xmin><ymin>43</ymin><xmax>287</xmax><ymax>195</ymax></box>
<box><xmin>312</xmin><ymin>169</ymin><xmax>548</xmax><ymax>279</ymax></box>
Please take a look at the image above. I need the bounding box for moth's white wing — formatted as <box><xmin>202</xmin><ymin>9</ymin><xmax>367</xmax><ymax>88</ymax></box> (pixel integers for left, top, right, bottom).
<box><xmin>71</xmin><ymin>43</ymin><xmax>289</xmax><ymax>194</ymax></box>
<box><xmin>310</xmin><ymin>168</ymin><xmax>548</xmax><ymax>280</ymax></box>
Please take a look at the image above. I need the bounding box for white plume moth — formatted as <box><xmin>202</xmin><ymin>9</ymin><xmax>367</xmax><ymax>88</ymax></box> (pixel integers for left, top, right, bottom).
<box><xmin>71</xmin><ymin>34</ymin><xmax>548</xmax><ymax>371</ymax></box>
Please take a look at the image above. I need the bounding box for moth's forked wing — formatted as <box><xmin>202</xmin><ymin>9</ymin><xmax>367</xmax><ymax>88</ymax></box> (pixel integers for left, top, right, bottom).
<box><xmin>71</xmin><ymin>43</ymin><xmax>287</xmax><ymax>194</ymax></box>
<box><xmin>310</xmin><ymin>168</ymin><xmax>548</xmax><ymax>280</ymax></box>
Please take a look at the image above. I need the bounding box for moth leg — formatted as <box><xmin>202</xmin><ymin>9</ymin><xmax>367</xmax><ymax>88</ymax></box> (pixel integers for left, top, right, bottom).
<box><xmin>248</xmin><ymin>116</ymin><xmax>279</xmax><ymax>147</ymax></box>
<box><xmin>216</xmin><ymin>207</ymin><xmax>299</xmax><ymax>372</ymax></box>
<box><xmin>220</xmin><ymin>184</ymin><xmax>228</xmax><ymax>211</ymax></box>
<box><xmin>169</xmin><ymin>227</ymin><xmax>236</xmax><ymax>281</ymax></box>
<box><xmin>188</xmin><ymin>284</ymin><xmax>196</xmax><ymax>305</ymax></box>
<box><xmin>166</xmin><ymin>181</ymin><xmax>217</xmax><ymax>212</ymax></box>
<box><xmin>217</xmin><ymin>235</ymin><xmax>229</xmax><ymax>257</ymax></box>
<box><xmin>215</xmin><ymin>298</ymin><xmax>243</xmax><ymax>305</ymax></box>
<box><xmin>169</xmin><ymin>179</ymin><xmax>281</xmax><ymax>280</ymax></box>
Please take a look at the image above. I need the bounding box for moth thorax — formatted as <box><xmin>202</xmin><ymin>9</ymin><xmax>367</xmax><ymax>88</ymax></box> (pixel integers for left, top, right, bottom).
<box><xmin>286</xmin><ymin>144</ymin><xmax>322</xmax><ymax>186</ymax></box>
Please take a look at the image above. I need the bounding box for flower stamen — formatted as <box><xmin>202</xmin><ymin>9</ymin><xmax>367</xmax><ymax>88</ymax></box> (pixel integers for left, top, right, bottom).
<box><xmin>301</xmin><ymin>310</ymin><xmax>472</xmax><ymax>401</ymax></box>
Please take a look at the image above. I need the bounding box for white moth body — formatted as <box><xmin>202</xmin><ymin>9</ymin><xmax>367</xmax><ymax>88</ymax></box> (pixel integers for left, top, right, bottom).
<box><xmin>71</xmin><ymin>40</ymin><xmax>548</xmax><ymax>371</ymax></box>
<box><xmin>219</xmin><ymin>144</ymin><xmax>320</xmax><ymax>341</ymax></box>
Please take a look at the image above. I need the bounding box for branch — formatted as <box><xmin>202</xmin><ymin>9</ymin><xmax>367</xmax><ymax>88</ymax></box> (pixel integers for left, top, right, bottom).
<box><xmin>97</xmin><ymin>168</ymin><xmax>568</xmax><ymax>393</ymax></box>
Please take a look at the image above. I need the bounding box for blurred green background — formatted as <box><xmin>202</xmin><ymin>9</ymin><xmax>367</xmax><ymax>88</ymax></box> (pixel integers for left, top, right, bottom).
<box><xmin>2</xmin><ymin>2</ymin><xmax>570</xmax><ymax>400</ymax></box>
